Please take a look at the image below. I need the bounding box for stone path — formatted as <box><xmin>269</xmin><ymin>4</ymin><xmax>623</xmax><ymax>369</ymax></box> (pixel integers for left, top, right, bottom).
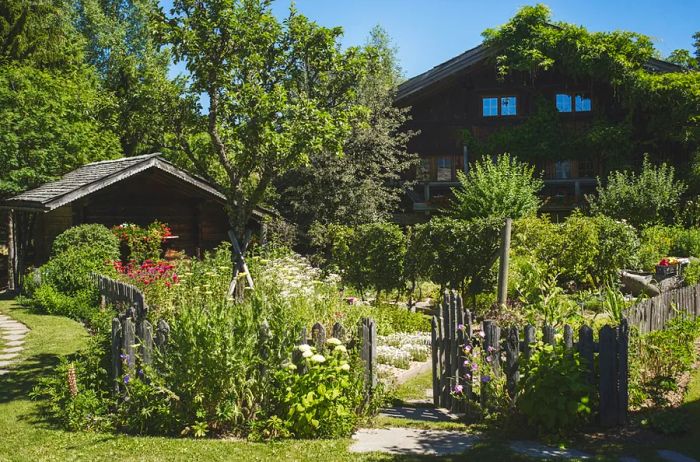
<box><xmin>350</xmin><ymin>427</ymin><xmax>479</xmax><ymax>456</ymax></box>
<box><xmin>0</xmin><ymin>313</ymin><xmax>28</xmax><ymax>375</ymax></box>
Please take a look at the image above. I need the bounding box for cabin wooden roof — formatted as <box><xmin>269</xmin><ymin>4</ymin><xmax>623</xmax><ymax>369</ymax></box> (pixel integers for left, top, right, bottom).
<box><xmin>1</xmin><ymin>153</ymin><xmax>232</xmax><ymax>213</ymax></box>
<box><xmin>396</xmin><ymin>43</ymin><xmax>683</xmax><ymax>104</ymax></box>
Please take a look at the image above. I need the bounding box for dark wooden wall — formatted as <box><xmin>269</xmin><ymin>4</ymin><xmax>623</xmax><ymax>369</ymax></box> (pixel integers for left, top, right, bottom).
<box><xmin>31</xmin><ymin>169</ymin><xmax>233</xmax><ymax>265</ymax></box>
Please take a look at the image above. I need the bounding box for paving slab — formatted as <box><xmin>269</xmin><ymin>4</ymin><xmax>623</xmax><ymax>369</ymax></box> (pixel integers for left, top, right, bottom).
<box><xmin>0</xmin><ymin>360</ymin><xmax>16</xmax><ymax>368</ymax></box>
<box><xmin>2</xmin><ymin>346</ymin><xmax>23</xmax><ymax>354</ymax></box>
<box><xmin>657</xmin><ymin>450</ymin><xmax>699</xmax><ymax>462</ymax></box>
<box><xmin>0</xmin><ymin>353</ymin><xmax>19</xmax><ymax>361</ymax></box>
<box><xmin>0</xmin><ymin>326</ymin><xmax>29</xmax><ymax>333</ymax></box>
<box><xmin>510</xmin><ymin>440</ymin><xmax>592</xmax><ymax>460</ymax></box>
<box><xmin>380</xmin><ymin>406</ymin><xmax>458</xmax><ymax>422</ymax></box>
<box><xmin>2</xmin><ymin>334</ymin><xmax>26</xmax><ymax>342</ymax></box>
<box><xmin>5</xmin><ymin>340</ymin><xmax>24</xmax><ymax>347</ymax></box>
<box><xmin>350</xmin><ymin>427</ymin><xmax>479</xmax><ymax>455</ymax></box>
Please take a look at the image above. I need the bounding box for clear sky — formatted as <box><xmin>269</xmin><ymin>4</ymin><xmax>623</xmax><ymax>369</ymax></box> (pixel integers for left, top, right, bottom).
<box><xmin>162</xmin><ymin>0</ymin><xmax>700</xmax><ymax>91</ymax></box>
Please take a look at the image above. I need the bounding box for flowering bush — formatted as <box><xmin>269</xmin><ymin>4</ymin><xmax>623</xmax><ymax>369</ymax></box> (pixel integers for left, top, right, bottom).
<box><xmin>112</xmin><ymin>221</ymin><xmax>172</xmax><ymax>263</ymax></box>
<box><xmin>113</xmin><ymin>259</ymin><xmax>179</xmax><ymax>314</ymax></box>
<box><xmin>378</xmin><ymin>332</ymin><xmax>431</xmax><ymax>365</ymax></box>
<box><xmin>377</xmin><ymin>345</ymin><xmax>412</xmax><ymax>369</ymax></box>
<box><xmin>263</xmin><ymin>339</ymin><xmax>364</xmax><ymax>439</ymax></box>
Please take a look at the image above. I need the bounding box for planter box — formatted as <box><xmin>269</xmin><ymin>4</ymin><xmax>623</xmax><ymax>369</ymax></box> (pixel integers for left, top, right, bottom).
<box><xmin>655</xmin><ymin>265</ymin><xmax>676</xmax><ymax>280</ymax></box>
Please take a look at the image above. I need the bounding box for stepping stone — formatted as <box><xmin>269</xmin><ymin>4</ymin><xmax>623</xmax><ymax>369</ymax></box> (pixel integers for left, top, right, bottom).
<box><xmin>380</xmin><ymin>406</ymin><xmax>458</xmax><ymax>422</ymax></box>
<box><xmin>0</xmin><ymin>360</ymin><xmax>16</xmax><ymax>368</ymax></box>
<box><xmin>510</xmin><ymin>441</ymin><xmax>592</xmax><ymax>460</ymax></box>
<box><xmin>0</xmin><ymin>369</ymin><xmax>10</xmax><ymax>376</ymax></box>
<box><xmin>658</xmin><ymin>450</ymin><xmax>699</xmax><ymax>462</ymax></box>
<box><xmin>1</xmin><ymin>325</ymin><xmax>29</xmax><ymax>332</ymax></box>
<box><xmin>2</xmin><ymin>346</ymin><xmax>23</xmax><ymax>354</ymax></box>
<box><xmin>5</xmin><ymin>340</ymin><xmax>24</xmax><ymax>347</ymax></box>
<box><xmin>2</xmin><ymin>334</ymin><xmax>26</xmax><ymax>342</ymax></box>
<box><xmin>0</xmin><ymin>353</ymin><xmax>19</xmax><ymax>361</ymax></box>
<box><xmin>351</xmin><ymin>427</ymin><xmax>479</xmax><ymax>455</ymax></box>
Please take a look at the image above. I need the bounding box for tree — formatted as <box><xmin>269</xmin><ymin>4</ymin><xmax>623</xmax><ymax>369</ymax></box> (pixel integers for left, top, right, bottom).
<box><xmin>276</xmin><ymin>26</ymin><xmax>417</xmax><ymax>236</ymax></box>
<box><xmin>166</xmin><ymin>0</ymin><xmax>369</xmax><ymax>292</ymax></box>
<box><xmin>450</xmin><ymin>154</ymin><xmax>543</xmax><ymax>220</ymax></box>
<box><xmin>76</xmin><ymin>0</ymin><xmax>188</xmax><ymax>157</ymax></box>
<box><xmin>588</xmin><ymin>156</ymin><xmax>686</xmax><ymax>228</ymax></box>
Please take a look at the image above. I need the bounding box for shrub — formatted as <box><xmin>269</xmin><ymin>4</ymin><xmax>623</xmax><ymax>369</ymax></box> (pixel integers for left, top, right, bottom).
<box><xmin>112</xmin><ymin>221</ymin><xmax>172</xmax><ymax>263</ymax></box>
<box><xmin>450</xmin><ymin>153</ymin><xmax>543</xmax><ymax>220</ymax></box>
<box><xmin>39</xmin><ymin>246</ymin><xmax>112</xmax><ymax>296</ymax></box>
<box><xmin>588</xmin><ymin>156</ymin><xmax>686</xmax><ymax>229</ymax></box>
<box><xmin>267</xmin><ymin>341</ymin><xmax>362</xmax><ymax>438</ymax></box>
<box><xmin>518</xmin><ymin>343</ymin><xmax>591</xmax><ymax>434</ymax></box>
<box><xmin>52</xmin><ymin>223</ymin><xmax>119</xmax><ymax>261</ymax></box>
<box><xmin>558</xmin><ymin>212</ymin><xmax>599</xmax><ymax>285</ymax></box>
<box><xmin>31</xmin><ymin>285</ymin><xmax>97</xmax><ymax>321</ymax></box>
<box><xmin>593</xmin><ymin>215</ymin><xmax>640</xmax><ymax>280</ymax></box>
<box><xmin>638</xmin><ymin>225</ymin><xmax>674</xmax><ymax>271</ymax></box>
<box><xmin>683</xmin><ymin>260</ymin><xmax>700</xmax><ymax>286</ymax></box>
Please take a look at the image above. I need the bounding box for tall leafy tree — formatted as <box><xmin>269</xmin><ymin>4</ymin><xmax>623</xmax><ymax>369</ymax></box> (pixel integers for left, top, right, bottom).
<box><xmin>166</xmin><ymin>0</ymin><xmax>368</xmax><ymax>289</ymax></box>
<box><xmin>277</xmin><ymin>26</ymin><xmax>418</xmax><ymax>236</ymax></box>
<box><xmin>76</xmin><ymin>0</ymin><xmax>187</xmax><ymax>156</ymax></box>
<box><xmin>0</xmin><ymin>0</ymin><xmax>120</xmax><ymax>199</ymax></box>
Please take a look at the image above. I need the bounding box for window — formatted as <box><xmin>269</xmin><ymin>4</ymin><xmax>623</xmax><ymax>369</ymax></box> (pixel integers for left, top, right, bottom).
<box><xmin>482</xmin><ymin>96</ymin><xmax>517</xmax><ymax>117</ymax></box>
<box><xmin>554</xmin><ymin>160</ymin><xmax>571</xmax><ymax>179</ymax></box>
<box><xmin>556</xmin><ymin>93</ymin><xmax>572</xmax><ymax>112</ymax></box>
<box><xmin>436</xmin><ymin>157</ymin><xmax>453</xmax><ymax>181</ymax></box>
<box><xmin>575</xmin><ymin>94</ymin><xmax>592</xmax><ymax>112</ymax></box>
<box><xmin>501</xmin><ymin>96</ymin><xmax>517</xmax><ymax>116</ymax></box>
<box><xmin>482</xmin><ymin>97</ymin><xmax>498</xmax><ymax>117</ymax></box>
<box><xmin>555</xmin><ymin>92</ymin><xmax>592</xmax><ymax>112</ymax></box>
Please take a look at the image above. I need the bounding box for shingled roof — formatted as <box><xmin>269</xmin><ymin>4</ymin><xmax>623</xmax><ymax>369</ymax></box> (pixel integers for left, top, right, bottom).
<box><xmin>396</xmin><ymin>43</ymin><xmax>683</xmax><ymax>104</ymax></box>
<box><xmin>1</xmin><ymin>153</ymin><xmax>227</xmax><ymax>212</ymax></box>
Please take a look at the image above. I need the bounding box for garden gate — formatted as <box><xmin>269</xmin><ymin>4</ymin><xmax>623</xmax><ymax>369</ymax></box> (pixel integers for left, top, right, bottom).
<box><xmin>431</xmin><ymin>291</ymin><xmax>629</xmax><ymax>426</ymax></box>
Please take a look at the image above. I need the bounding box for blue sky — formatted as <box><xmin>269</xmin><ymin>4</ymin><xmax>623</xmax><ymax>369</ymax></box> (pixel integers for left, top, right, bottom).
<box><xmin>162</xmin><ymin>0</ymin><xmax>700</xmax><ymax>85</ymax></box>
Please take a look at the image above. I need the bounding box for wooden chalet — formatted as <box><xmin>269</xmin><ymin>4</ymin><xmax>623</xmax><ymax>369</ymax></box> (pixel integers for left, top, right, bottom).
<box><xmin>395</xmin><ymin>43</ymin><xmax>682</xmax><ymax>221</ymax></box>
<box><xmin>1</xmin><ymin>153</ymin><xmax>263</xmax><ymax>291</ymax></box>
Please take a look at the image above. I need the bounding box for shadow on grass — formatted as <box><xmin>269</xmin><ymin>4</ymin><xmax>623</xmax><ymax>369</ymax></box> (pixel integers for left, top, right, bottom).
<box><xmin>0</xmin><ymin>352</ymin><xmax>62</xmax><ymax>404</ymax></box>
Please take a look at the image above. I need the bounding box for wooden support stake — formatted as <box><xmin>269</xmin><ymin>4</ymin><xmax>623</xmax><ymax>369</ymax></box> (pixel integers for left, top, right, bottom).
<box><xmin>497</xmin><ymin>218</ymin><xmax>512</xmax><ymax>308</ymax></box>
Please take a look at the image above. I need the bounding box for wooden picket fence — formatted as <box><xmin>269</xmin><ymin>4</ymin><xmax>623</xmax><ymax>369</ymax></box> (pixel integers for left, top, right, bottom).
<box><xmin>97</xmin><ymin>275</ymin><xmax>378</xmax><ymax>393</ymax></box>
<box><xmin>626</xmin><ymin>283</ymin><xmax>700</xmax><ymax>334</ymax></box>
<box><xmin>432</xmin><ymin>291</ymin><xmax>629</xmax><ymax>426</ymax></box>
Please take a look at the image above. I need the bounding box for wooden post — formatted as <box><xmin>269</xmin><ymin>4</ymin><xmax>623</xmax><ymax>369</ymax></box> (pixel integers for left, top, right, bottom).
<box><xmin>311</xmin><ymin>322</ymin><xmax>326</xmax><ymax>352</ymax></box>
<box><xmin>111</xmin><ymin>317</ymin><xmax>122</xmax><ymax>393</ymax></box>
<box><xmin>497</xmin><ymin>218</ymin><xmax>512</xmax><ymax>308</ymax></box>
<box><xmin>228</xmin><ymin>229</ymin><xmax>254</xmax><ymax>298</ymax></box>
<box><xmin>563</xmin><ymin>325</ymin><xmax>574</xmax><ymax>350</ymax></box>
<box><xmin>141</xmin><ymin>320</ymin><xmax>154</xmax><ymax>365</ymax></box>
<box><xmin>7</xmin><ymin>209</ymin><xmax>16</xmax><ymax>293</ymax></box>
<box><xmin>599</xmin><ymin>325</ymin><xmax>618</xmax><ymax>426</ymax></box>
<box><xmin>617</xmin><ymin>319</ymin><xmax>629</xmax><ymax>425</ymax></box>
<box><xmin>331</xmin><ymin>322</ymin><xmax>346</xmax><ymax>342</ymax></box>
<box><xmin>578</xmin><ymin>325</ymin><xmax>595</xmax><ymax>387</ymax></box>
<box><xmin>441</xmin><ymin>291</ymin><xmax>451</xmax><ymax>407</ymax></box>
<box><xmin>155</xmin><ymin>319</ymin><xmax>170</xmax><ymax>355</ymax></box>
<box><xmin>122</xmin><ymin>317</ymin><xmax>136</xmax><ymax>369</ymax></box>
<box><xmin>543</xmin><ymin>325</ymin><xmax>556</xmax><ymax>346</ymax></box>
<box><xmin>431</xmin><ymin>315</ymin><xmax>440</xmax><ymax>406</ymax></box>
<box><xmin>505</xmin><ymin>326</ymin><xmax>519</xmax><ymax>402</ymax></box>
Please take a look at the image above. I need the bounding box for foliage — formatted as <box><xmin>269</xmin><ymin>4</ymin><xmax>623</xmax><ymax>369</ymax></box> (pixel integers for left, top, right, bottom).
<box><xmin>409</xmin><ymin>217</ymin><xmax>502</xmax><ymax>295</ymax></box>
<box><xmin>638</xmin><ymin>225</ymin><xmax>674</xmax><ymax>271</ymax></box>
<box><xmin>683</xmin><ymin>260</ymin><xmax>700</xmax><ymax>286</ymax></box>
<box><xmin>277</xmin><ymin>26</ymin><xmax>418</xmax><ymax>237</ymax></box>
<box><xmin>524</xmin><ymin>274</ymin><xmax>579</xmax><ymax>327</ymax></box>
<box><xmin>629</xmin><ymin>316</ymin><xmax>700</xmax><ymax>407</ymax></box>
<box><xmin>450</xmin><ymin>154</ymin><xmax>543</xmax><ymax>220</ymax></box>
<box><xmin>52</xmin><ymin>224</ymin><xmax>120</xmax><ymax>261</ymax></box>
<box><xmin>267</xmin><ymin>341</ymin><xmax>361</xmax><ymax>439</ymax></box>
<box><xmin>39</xmin><ymin>246</ymin><xmax>112</xmax><ymax>297</ymax></box>
<box><xmin>518</xmin><ymin>342</ymin><xmax>591</xmax><ymax>434</ymax></box>
<box><xmin>166</xmin><ymin>0</ymin><xmax>370</xmax><ymax>238</ymax></box>
<box><xmin>112</xmin><ymin>222</ymin><xmax>172</xmax><ymax>263</ymax></box>
<box><xmin>0</xmin><ymin>64</ymin><xmax>120</xmax><ymax>199</ymax></box>
<box><xmin>601</xmin><ymin>282</ymin><xmax>627</xmax><ymax>325</ymax></box>
<box><xmin>327</xmin><ymin>222</ymin><xmax>407</xmax><ymax>298</ymax></box>
<box><xmin>588</xmin><ymin>156</ymin><xmax>686</xmax><ymax>229</ymax></box>
<box><xmin>76</xmin><ymin>0</ymin><xmax>188</xmax><ymax>157</ymax></box>
<box><xmin>30</xmin><ymin>285</ymin><xmax>99</xmax><ymax>322</ymax></box>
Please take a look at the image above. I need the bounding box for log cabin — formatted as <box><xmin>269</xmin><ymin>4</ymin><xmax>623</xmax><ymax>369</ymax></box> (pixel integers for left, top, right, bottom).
<box><xmin>395</xmin><ymin>42</ymin><xmax>682</xmax><ymax>223</ymax></box>
<box><xmin>0</xmin><ymin>153</ymin><xmax>265</xmax><ymax>291</ymax></box>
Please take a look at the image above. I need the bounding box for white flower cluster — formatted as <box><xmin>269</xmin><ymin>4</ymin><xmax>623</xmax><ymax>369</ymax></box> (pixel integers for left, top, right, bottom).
<box><xmin>378</xmin><ymin>332</ymin><xmax>431</xmax><ymax>363</ymax></box>
<box><xmin>257</xmin><ymin>253</ymin><xmax>323</xmax><ymax>298</ymax></box>
<box><xmin>376</xmin><ymin>345</ymin><xmax>412</xmax><ymax>370</ymax></box>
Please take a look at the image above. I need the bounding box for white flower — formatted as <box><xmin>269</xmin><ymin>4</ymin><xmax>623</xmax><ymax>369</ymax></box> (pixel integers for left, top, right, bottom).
<box><xmin>302</xmin><ymin>350</ymin><xmax>313</xmax><ymax>358</ymax></box>
<box><xmin>326</xmin><ymin>337</ymin><xmax>342</xmax><ymax>346</ymax></box>
<box><xmin>339</xmin><ymin>363</ymin><xmax>350</xmax><ymax>372</ymax></box>
<box><xmin>334</xmin><ymin>345</ymin><xmax>347</xmax><ymax>354</ymax></box>
<box><xmin>284</xmin><ymin>362</ymin><xmax>297</xmax><ymax>371</ymax></box>
<box><xmin>310</xmin><ymin>354</ymin><xmax>326</xmax><ymax>363</ymax></box>
<box><xmin>297</xmin><ymin>344</ymin><xmax>312</xmax><ymax>353</ymax></box>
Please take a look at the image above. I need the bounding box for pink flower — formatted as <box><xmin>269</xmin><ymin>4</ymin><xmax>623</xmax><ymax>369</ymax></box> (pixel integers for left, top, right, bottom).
<box><xmin>478</xmin><ymin>331</ymin><xmax>486</xmax><ymax>338</ymax></box>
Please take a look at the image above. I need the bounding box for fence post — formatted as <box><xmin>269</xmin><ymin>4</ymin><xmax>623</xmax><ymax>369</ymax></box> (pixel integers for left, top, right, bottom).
<box><xmin>543</xmin><ymin>325</ymin><xmax>556</xmax><ymax>346</ymax></box>
<box><xmin>617</xmin><ymin>319</ymin><xmax>629</xmax><ymax>425</ymax></box>
<box><xmin>505</xmin><ymin>326</ymin><xmax>519</xmax><ymax>402</ymax></box>
<box><xmin>497</xmin><ymin>218</ymin><xmax>512</xmax><ymax>308</ymax></box>
<box><xmin>312</xmin><ymin>322</ymin><xmax>326</xmax><ymax>352</ymax></box>
<box><xmin>599</xmin><ymin>325</ymin><xmax>618</xmax><ymax>427</ymax></box>
<box><xmin>155</xmin><ymin>319</ymin><xmax>170</xmax><ymax>355</ymax></box>
<box><xmin>440</xmin><ymin>292</ymin><xmax>451</xmax><ymax>407</ymax></box>
<box><xmin>332</xmin><ymin>322</ymin><xmax>346</xmax><ymax>342</ymax></box>
<box><xmin>111</xmin><ymin>317</ymin><xmax>122</xmax><ymax>393</ymax></box>
<box><xmin>359</xmin><ymin>318</ymin><xmax>377</xmax><ymax>392</ymax></box>
<box><xmin>481</xmin><ymin>320</ymin><xmax>500</xmax><ymax>407</ymax></box>
<box><xmin>563</xmin><ymin>325</ymin><xmax>574</xmax><ymax>350</ymax></box>
<box><xmin>140</xmin><ymin>319</ymin><xmax>154</xmax><ymax>365</ymax></box>
<box><xmin>431</xmin><ymin>315</ymin><xmax>440</xmax><ymax>406</ymax></box>
<box><xmin>578</xmin><ymin>325</ymin><xmax>594</xmax><ymax>387</ymax></box>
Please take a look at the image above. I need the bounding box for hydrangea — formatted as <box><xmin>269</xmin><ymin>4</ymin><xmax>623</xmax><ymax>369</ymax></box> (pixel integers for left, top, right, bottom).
<box><xmin>326</xmin><ymin>337</ymin><xmax>342</xmax><ymax>346</ymax></box>
<box><xmin>297</xmin><ymin>344</ymin><xmax>312</xmax><ymax>353</ymax></box>
<box><xmin>333</xmin><ymin>345</ymin><xmax>347</xmax><ymax>354</ymax></box>
<box><xmin>310</xmin><ymin>354</ymin><xmax>326</xmax><ymax>363</ymax></box>
<box><xmin>339</xmin><ymin>363</ymin><xmax>350</xmax><ymax>372</ymax></box>
<box><xmin>302</xmin><ymin>350</ymin><xmax>313</xmax><ymax>358</ymax></box>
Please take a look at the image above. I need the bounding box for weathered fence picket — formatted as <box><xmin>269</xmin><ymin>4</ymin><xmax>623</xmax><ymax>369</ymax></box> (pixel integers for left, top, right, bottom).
<box><xmin>431</xmin><ymin>291</ymin><xmax>629</xmax><ymax>426</ymax></box>
<box><xmin>626</xmin><ymin>282</ymin><xmax>700</xmax><ymax>333</ymax></box>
